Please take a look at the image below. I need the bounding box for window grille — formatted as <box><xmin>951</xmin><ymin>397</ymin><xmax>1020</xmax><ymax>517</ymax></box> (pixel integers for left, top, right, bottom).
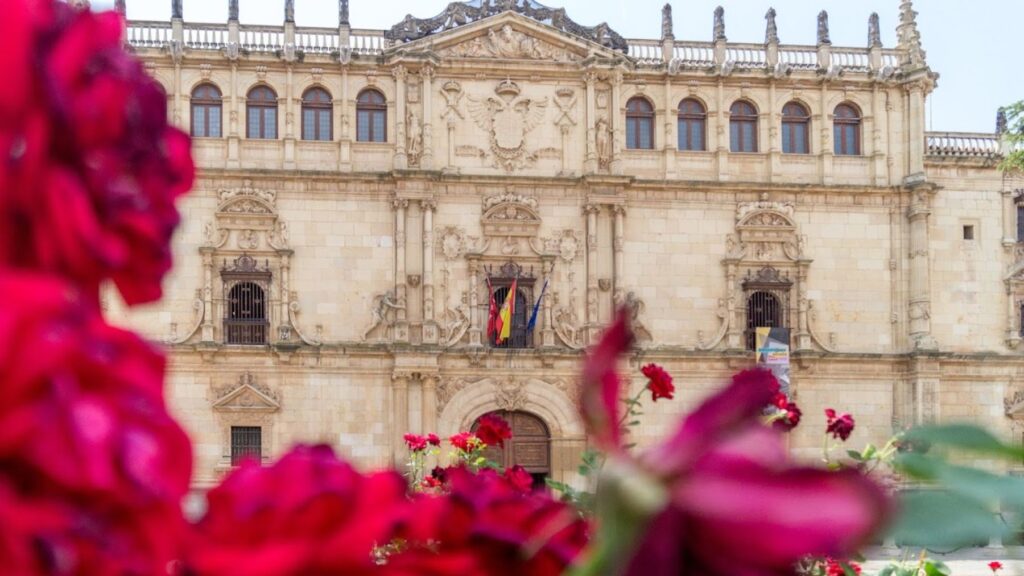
<box><xmin>230</xmin><ymin>426</ymin><xmax>262</xmax><ymax>466</ymax></box>
<box><xmin>487</xmin><ymin>261</ymin><xmax>536</xmax><ymax>350</ymax></box>
<box><xmin>356</xmin><ymin>89</ymin><xmax>387</xmax><ymax>143</ymax></box>
<box><xmin>1016</xmin><ymin>200</ymin><xmax>1024</xmax><ymax>242</ymax></box>
<box><xmin>221</xmin><ymin>255</ymin><xmax>271</xmax><ymax>345</ymax></box>
<box><xmin>742</xmin><ymin>267</ymin><xmax>792</xmax><ymax>351</ymax></box>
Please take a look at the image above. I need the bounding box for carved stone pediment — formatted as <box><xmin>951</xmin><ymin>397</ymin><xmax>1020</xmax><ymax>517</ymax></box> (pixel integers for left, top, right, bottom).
<box><xmin>213</xmin><ymin>372</ymin><xmax>281</xmax><ymax>413</ymax></box>
<box><xmin>384</xmin><ymin>2</ymin><xmax>628</xmax><ymax>54</ymax></box>
<box><xmin>437</xmin><ymin>23</ymin><xmax>581</xmax><ymax>62</ymax></box>
<box><xmin>481</xmin><ymin>189</ymin><xmax>541</xmax><ymax>237</ymax></box>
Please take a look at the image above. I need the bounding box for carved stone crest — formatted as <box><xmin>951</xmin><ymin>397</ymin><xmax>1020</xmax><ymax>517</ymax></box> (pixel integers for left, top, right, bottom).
<box><xmin>495</xmin><ymin>377</ymin><xmax>528</xmax><ymax>411</ymax></box>
<box><xmin>467</xmin><ymin>80</ymin><xmax>549</xmax><ymax>171</ymax></box>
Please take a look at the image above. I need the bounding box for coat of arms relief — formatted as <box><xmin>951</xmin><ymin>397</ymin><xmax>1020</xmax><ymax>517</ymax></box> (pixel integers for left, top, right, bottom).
<box><xmin>467</xmin><ymin>79</ymin><xmax>549</xmax><ymax>171</ymax></box>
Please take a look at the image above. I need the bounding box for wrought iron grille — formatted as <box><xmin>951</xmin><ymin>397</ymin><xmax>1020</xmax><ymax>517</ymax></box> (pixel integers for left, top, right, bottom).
<box><xmin>1019</xmin><ymin>303</ymin><xmax>1024</xmax><ymax>338</ymax></box>
<box><xmin>230</xmin><ymin>426</ymin><xmax>262</xmax><ymax>466</ymax></box>
<box><xmin>490</xmin><ymin>286</ymin><xmax>533</xmax><ymax>349</ymax></box>
<box><xmin>225</xmin><ymin>281</ymin><xmax>268</xmax><ymax>345</ymax></box>
<box><xmin>742</xmin><ymin>266</ymin><xmax>792</xmax><ymax>351</ymax></box>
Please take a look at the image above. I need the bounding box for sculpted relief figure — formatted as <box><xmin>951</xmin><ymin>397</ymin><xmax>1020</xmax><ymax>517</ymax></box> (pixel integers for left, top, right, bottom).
<box><xmin>406</xmin><ymin>109</ymin><xmax>423</xmax><ymax>166</ymax></box>
<box><xmin>441</xmin><ymin>24</ymin><xmax>579</xmax><ymax>62</ymax></box>
<box><xmin>595</xmin><ymin>116</ymin><xmax>611</xmax><ymax>169</ymax></box>
<box><xmin>362</xmin><ymin>289</ymin><xmax>405</xmax><ymax>340</ymax></box>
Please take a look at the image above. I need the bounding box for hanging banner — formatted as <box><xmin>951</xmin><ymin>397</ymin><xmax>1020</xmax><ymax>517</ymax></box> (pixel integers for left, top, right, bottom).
<box><xmin>755</xmin><ymin>327</ymin><xmax>791</xmax><ymax>395</ymax></box>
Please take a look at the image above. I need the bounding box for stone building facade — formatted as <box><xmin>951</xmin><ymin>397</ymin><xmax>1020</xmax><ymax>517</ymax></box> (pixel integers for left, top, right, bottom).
<box><xmin>111</xmin><ymin>0</ymin><xmax>1024</xmax><ymax>494</ymax></box>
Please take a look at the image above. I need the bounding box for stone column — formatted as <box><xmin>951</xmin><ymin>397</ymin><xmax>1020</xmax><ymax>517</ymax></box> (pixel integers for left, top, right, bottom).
<box><xmin>421</xmin><ymin>65</ymin><xmax>434</xmax><ymax>170</ymax></box>
<box><xmin>584</xmin><ymin>203</ymin><xmax>601</xmax><ymax>343</ymax></box>
<box><xmin>724</xmin><ymin>262</ymin><xmax>742</xmax><ymax>349</ymax></box>
<box><xmin>907</xmin><ymin>188</ymin><xmax>937</xmax><ymax>350</ymax></box>
<box><xmin>421</xmin><ymin>199</ymin><xmax>438</xmax><ymax>343</ymax></box>
<box><xmin>200</xmin><ymin>248</ymin><xmax>216</xmax><ymax>342</ymax></box>
<box><xmin>278</xmin><ymin>250</ymin><xmax>294</xmax><ymax>340</ymax></box>
<box><xmin>819</xmin><ymin>82</ymin><xmax>833</xmax><ymax>185</ymax></box>
<box><xmin>227</xmin><ymin>62</ymin><xmax>240</xmax><ymax>168</ymax></box>
<box><xmin>906</xmin><ymin>83</ymin><xmax>926</xmax><ymax>178</ymax></box>
<box><xmin>283</xmin><ymin>65</ymin><xmax>296</xmax><ymax>169</ymax></box>
<box><xmin>715</xmin><ymin>80</ymin><xmax>727</xmax><ymax>180</ymax></box>
<box><xmin>393</xmin><ymin>198</ymin><xmax>410</xmax><ymax>343</ymax></box>
<box><xmin>421</xmin><ymin>374</ymin><xmax>438</xmax><ymax>434</ymax></box>
<box><xmin>1006</xmin><ymin>284</ymin><xmax>1020</xmax><ymax>348</ymax></box>
<box><xmin>541</xmin><ymin>257</ymin><xmax>556</xmax><ymax>347</ymax></box>
<box><xmin>339</xmin><ymin>66</ymin><xmax>351</xmax><ymax>171</ymax></box>
<box><xmin>609</xmin><ymin>71</ymin><xmax>623</xmax><ymax>175</ymax></box>
<box><xmin>662</xmin><ymin>77</ymin><xmax>675</xmax><ymax>178</ymax></box>
<box><xmin>612</xmin><ymin>205</ymin><xmax>625</xmax><ymax>304</ymax></box>
<box><xmin>468</xmin><ymin>256</ymin><xmax>483</xmax><ymax>346</ymax></box>
<box><xmin>768</xmin><ymin>80</ymin><xmax>779</xmax><ymax>182</ymax></box>
<box><xmin>391</xmin><ymin>372</ymin><xmax>410</xmax><ymax>466</ymax></box>
<box><xmin>584</xmin><ymin>72</ymin><xmax>597</xmax><ymax>173</ymax></box>
<box><xmin>1003</xmin><ymin>189</ymin><xmax>1017</xmax><ymax>246</ymax></box>
<box><xmin>393</xmin><ymin>66</ymin><xmax>408</xmax><ymax>170</ymax></box>
<box><xmin>796</xmin><ymin>264</ymin><xmax>811</xmax><ymax>351</ymax></box>
<box><xmin>871</xmin><ymin>85</ymin><xmax>887</xmax><ymax>186</ymax></box>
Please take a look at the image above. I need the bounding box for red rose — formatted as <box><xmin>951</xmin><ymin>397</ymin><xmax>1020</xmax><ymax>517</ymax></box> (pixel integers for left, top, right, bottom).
<box><xmin>426</xmin><ymin>433</ymin><xmax>441</xmax><ymax>446</ymax></box>
<box><xmin>826</xmin><ymin>409</ymin><xmax>856</xmax><ymax>441</ymax></box>
<box><xmin>504</xmin><ymin>465</ymin><xmax>534</xmax><ymax>493</ymax></box>
<box><xmin>449</xmin><ymin>432</ymin><xmax>476</xmax><ymax>452</ymax></box>
<box><xmin>641</xmin><ymin>363</ymin><xmax>675</xmax><ymax>402</ymax></box>
<box><xmin>0</xmin><ymin>273</ymin><xmax>191</xmax><ymax>504</ymax></box>
<box><xmin>404</xmin><ymin>433</ymin><xmax>428</xmax><ymax>452</ymax></box>
<box><xmin>187</xmin><ymin>445</ymin><xmax>410</xmax><ymax>576</ymax></box>
<box><xmin>990</xmin><ymin>560</ymin><xmax>1004</xmax><ymax>572</ymax></box>
<box><xmin>475</xmin><ymin>413</ymin><xmax>512</xmax><ymax>448</ymax></box>
<box><xmin>0</xmin><ymin>1</ymin><xmax>194</xmax><ymax>305</ymax></box>
<box><xmin>772</xmin><ymin>397</ymin><xmax>802</xmax><ymax>432</ymax></box>
<box><xmin>388</xmin><ymin>466</ymin><xmax>590</xmax><ymax>576</ymax></box>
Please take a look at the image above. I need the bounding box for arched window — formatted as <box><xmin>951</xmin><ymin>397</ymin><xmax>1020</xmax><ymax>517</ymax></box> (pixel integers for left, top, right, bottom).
<box><xmin>301</xmin><ymin>87</ymin><xmax>332</xmax><ymax>141</ymax></box>
<box><xmin>490</xmin><ymin>285</ymin><xmax>532</xmax><ymax>349</ymax></box>
<box><xmin>191</xmin><ymin>83</ymin><xmax>222</xmax><ymax>138</ymax></box>
<box><xmin>781</xmin><ymin>102</ymin><xmax>810</xmax><ymax>154</ymax></box>
<box><xmin>746</xmin><ymin>290</ymin><xmax>783</xmax><ymax>351</ymax></box>
<box><xmin>730</xmin><ymin>100</ymin><xmax>759</xmax><ymax>153</ymax></box>
<box><xmin>833</xmin><ymin>103</ymin><xmax>861</xmax><ymax>155</ymax></box>
<box><xmin>356</xmin><ymin>89</ymin><xmax>387</xmax><ymax>143</ymax></box>
<box><xmin>677</xmin><ymin>98</ymin><xmax>706</xmax><ymax>151</ymax></box>
<box><xmin>625</xmin><ymin>97</ymin><xmax>655</xmax><ymax>150</ymax></box>
<box><xmin>246</xmin><ymin>85</ymin><xmax>278</xmax><ymax>139</ymax></box>
<box><xmin>474</xmin><ymin>411</ymin><xmax>550</xmax><ymax>488</ymax></box>
<box><xmin>225</xmin><ymin>281</ymin><xmax>268</xmax><ymax>345</ymax></box>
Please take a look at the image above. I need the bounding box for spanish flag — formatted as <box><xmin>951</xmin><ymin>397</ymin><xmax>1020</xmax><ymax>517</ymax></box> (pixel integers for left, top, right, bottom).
<box><xmin>496</xmin><ymin>279</ymin><xmax>517</xmax><ymax>344</ymax></box>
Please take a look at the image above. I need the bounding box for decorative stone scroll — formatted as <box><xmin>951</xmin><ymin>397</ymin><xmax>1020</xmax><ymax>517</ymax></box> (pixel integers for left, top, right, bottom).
<box><xmin>212</xmin><ymin>372</ymin><xmax>281</xmax><ymax>413</ymax></box>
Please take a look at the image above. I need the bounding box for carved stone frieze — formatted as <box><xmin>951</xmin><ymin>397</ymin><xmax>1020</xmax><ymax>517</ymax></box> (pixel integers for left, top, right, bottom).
<box><xmin>467</xmin><ymin>80</ymin><xmax>549</xmax><ymax>171</ymax></box>
<box><xmin>495</xmin><ymin>377</ymin><xmax>529</xmax><ymax>411</ymax></box>
<box><xmin>439</xmin><ymin>24</ymin><xmax>579</xmax><ymax>62</ymax></box>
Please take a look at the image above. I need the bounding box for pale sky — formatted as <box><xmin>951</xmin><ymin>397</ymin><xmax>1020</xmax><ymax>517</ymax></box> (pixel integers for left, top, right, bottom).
<box><xmin>92</xmin><ymin>0</ymin><xmax>1022</xmax><ymax>133</ymax></box>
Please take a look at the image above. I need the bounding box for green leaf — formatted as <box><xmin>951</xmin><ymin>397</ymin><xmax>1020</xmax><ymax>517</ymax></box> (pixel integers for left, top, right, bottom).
<box><xmin>922</xmin><ymin>560</ymin><xmax>952</xmax><ymax>576</ymax></box>
<box><xmin>847</xmin><ymin>450</ymin><xmax>863</xmax><ymax>461</ymax></box>
<box><xmin>888</xmin><ymin>490</ymin><xmax>1008</xmax><ymax>548</ymax></box>
<box><xmin>862</xmin><ymin>444</ymin><xmax>877</xmax><ymax>460</ymax></box>
<box><xmin>896</xmin><ymin>453</ymin><xmax>1024</xmax><ymax>508</ymax></box>
<box><xmin>904</xmin><ymin>424</ymin><xmax>1024</xmax><ymax>460</ymax></box>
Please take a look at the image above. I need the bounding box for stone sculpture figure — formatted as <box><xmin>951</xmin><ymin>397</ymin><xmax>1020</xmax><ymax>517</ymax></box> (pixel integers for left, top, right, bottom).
<box><xmin>406</xmin><ymin>109</ymin><xmax>423</xmax><ymax>166</ymax></box>
<box><xmin>661</xmin><ymin>4</ymin><xmax>673</xmax><ymax>40</ymax></box>
<box><xmin>868</xmin><ymin>13</ymin><xmax>881</xmax><ymax>47</ymax></box>
<box><xmin>363</xmin><ymin>290</ymin><xmax>405</xmax><ymax>340</ymax></box>
<box><xmin>765</xmin><ymin>8</ymin><xmax>778</xmax><ymax>44</ymax></box>
<box><xmin>713</xmin><ymin>6</ymin><xmax>726</xmax><ymax>41</ymax></box>
<box><xmin>595</xmin><ymin>117</ymin><xmax>611</xmax><ymax>169</ymax></box>
<box><xmin>817</xmin><ymin>11</ymin><xmax>830</xmax><ymax>45</ymax></box>
<box><xmin>171</xmin><ymin>0</ymin><xmax>182</xmax><ymax>19</ymax></box>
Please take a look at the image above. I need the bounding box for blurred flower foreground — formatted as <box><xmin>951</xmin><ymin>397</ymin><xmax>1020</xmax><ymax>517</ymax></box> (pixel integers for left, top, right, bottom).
<box><xmin>2</xmin><ymin>2</ymin><xmax>967</xmax><ymax>575</ymax></box>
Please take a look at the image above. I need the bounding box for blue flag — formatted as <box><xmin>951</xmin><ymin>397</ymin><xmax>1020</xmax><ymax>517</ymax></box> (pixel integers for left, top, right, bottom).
<box><xmin>526</xmin><ymin>279</ymin><xmax>548</xmax><ymax>331</ymax></box>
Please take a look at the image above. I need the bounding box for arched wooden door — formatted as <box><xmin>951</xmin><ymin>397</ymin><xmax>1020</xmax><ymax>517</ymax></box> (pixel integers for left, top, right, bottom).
<box><xmin>473</xmin><ymin>410</ymin><xmax>550</xmax><ymax>488</ymax></box>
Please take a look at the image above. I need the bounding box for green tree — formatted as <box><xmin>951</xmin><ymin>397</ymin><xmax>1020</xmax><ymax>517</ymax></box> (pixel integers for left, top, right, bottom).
<box><xmin>999</xmin><ymin>101</ymin><xmax>1024</xmax><ymax>172</ymax></box>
